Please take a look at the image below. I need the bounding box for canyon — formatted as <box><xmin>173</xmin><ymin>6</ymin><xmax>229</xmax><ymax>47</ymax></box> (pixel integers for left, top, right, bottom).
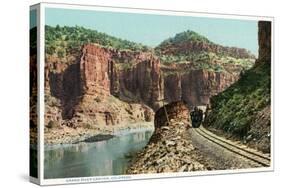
<box><xmin>42</xmin><ymin>28</ymin><xmax>255</xmax><ymax>140</ymax></box>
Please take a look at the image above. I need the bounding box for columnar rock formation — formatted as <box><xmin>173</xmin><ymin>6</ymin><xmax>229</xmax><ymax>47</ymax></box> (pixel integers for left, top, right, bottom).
<box><xmin>258</xmin><ymin>21</ymin><xmax>271</xmax><ymax>63</ymax></box>
<box><xmin>110</xmin><ymin>52</ymin><xmax>164</xmax><ymax>110</ymax></box>
<box><xmin>80</xmin><ymin>44</ymin><xmax>111</xmax><ymax>97</ymax></box>
<box><xmin>79</xmin><ymin>44</ymin><xmax>164</xmax><ymax>110</ymax></box>
<box><xmin>44</xmin><ymin>44</ymin><xmax>162</xmax><ymax>128</ymax></box>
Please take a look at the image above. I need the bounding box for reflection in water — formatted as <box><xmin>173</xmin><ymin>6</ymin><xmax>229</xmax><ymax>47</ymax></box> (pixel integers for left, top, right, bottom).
<box><xmin>44</xmin><ymin>130</ymin><xmax>153</xmax><ymax>179</ymax></box>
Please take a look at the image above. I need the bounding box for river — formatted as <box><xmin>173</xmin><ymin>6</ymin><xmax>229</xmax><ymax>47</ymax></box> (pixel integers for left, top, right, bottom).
<box><xmin>44</xmin><ymin>129</ymin><xmax>153</xmax><ymax>179</ymax></box>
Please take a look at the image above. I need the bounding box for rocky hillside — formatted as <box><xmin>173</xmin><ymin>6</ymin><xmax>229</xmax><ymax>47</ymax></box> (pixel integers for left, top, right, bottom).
<box><xmin>45</xmin><ymin>25</ymin><xmax>150</xmax><ymax>55</ymax></box>
<box><xmin>127</xmin><ymin>101</ymin><xmax>206</xmax><ymax>173</ymax></box>
<box><xmin>203</xmin><ymin>21</ymin><xmax>271</xmax><ymax>153</ymax></box>
<box><xmin>156</xmin><ymin>30</ymin><xmax>255</xmax><ymax>59</ymax></box>
<box><xmin>157</xmin><ymin>30</ymin><xmax>255</xmax><ymax>106</ymax></box>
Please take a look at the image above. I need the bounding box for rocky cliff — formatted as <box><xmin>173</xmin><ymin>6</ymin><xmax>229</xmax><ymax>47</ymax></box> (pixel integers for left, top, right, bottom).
<box><xmin>44</xmin><ymin>44</ymin><xmax>159</xmax><ymax>130</ymax></box>
<box><xmin>163</xmin><ymin>69</ymin><xmax>238</xmax><ymax>106</ymax></box>
<box><xmin>80</xmin><ymin>44</ymin><xmax>111</xmax><ymax>97</ymax></box>
<box><xmin>108</xmin><ymin>48</ymin><xmax>164</xmax><ymax>110</ymax></box>
<box><xmin>44</xmin><ymin>42</ymin><xmax>250</xmax><ymax>129</ymax></box>
<box><xmin>79</xmin><ymin>44</ymin><xmax>164</xmax><ymax>110</ymax></box>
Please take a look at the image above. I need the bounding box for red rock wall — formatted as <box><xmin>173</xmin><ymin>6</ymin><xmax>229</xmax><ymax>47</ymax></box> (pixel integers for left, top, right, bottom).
<box><xmin>164</xmin><ymin>73</ymin><xmax>182</xmax><ymax>102</ymax></box>
<box><xmin>79</xmin><ymin>44</ymin><xmax>164</xmax><ymax>110</ymax></box>
<box><xmin>80</xmin><ymin>44</ymin><xmax>111</xmax><ymax>97</ymax></box>
<box><xmin>45</xmin><ymin>43</ymin><xmax>240</xmax><ymax>127</ymax></box>
<box><xmin>117</xmin><ymin>56</ymin><xmax>164</xmax><ymax>110</ymax></box>
<box><xmin>163</xmin><ymin>69</ymin><xmax>238</xmax><ymax>107</ymax></box>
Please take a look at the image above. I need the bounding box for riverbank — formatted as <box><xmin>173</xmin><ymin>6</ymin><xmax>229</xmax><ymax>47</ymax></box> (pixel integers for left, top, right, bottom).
<box><xmin>44</xmin><ymin>129</ymin><xmax>154</xmax><ymax>178</ymax></box>
<box><xmin>127</xmin><ymin>119</ymin><xmax>206</xmax><ymax>174</ymax></box>
<box><xmin>30</xmin><ymin>121</ymin><xmax>154</xmax><ymax>146</ymax></box>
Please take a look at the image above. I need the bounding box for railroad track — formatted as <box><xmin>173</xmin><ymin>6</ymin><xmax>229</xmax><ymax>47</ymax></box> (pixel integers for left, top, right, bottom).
<box><xmin>193</xmin><ymin>126</ymin><xmax>271</xmax><ymax>167</ymax></box>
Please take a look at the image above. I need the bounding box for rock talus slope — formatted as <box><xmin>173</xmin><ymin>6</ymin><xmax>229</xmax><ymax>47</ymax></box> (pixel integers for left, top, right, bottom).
<box><xmin>127</xmin><ymin>101</ymin><xmax>206</xmax><ymax>173</ymax></box>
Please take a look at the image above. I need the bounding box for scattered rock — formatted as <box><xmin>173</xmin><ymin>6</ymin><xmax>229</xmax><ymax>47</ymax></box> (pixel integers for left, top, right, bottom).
<box><xmin>127</xmin><ymin>102</ymin><xmax>206</xmax><ymax>174</ymax></box>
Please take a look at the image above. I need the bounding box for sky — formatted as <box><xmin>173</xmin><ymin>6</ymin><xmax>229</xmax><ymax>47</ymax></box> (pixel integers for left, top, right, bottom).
<box><xmin>30</xmin><ymin>9</ymin><xmax>36</xmax><ymax>29</ymax></box>
<box><xmin>45</xmin><ymin>8</ymin><xmax>258</xmax><ymax>55</ymax></box>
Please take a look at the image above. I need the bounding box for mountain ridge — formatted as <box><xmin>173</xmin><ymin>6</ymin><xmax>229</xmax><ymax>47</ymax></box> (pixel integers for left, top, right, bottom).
<box><xmin>156</xmin><ymin>29</ymin><xmax>255</xmax><ymax>60</ymax></box>
<box><xmin>45</xmin><ymin>25</ymin><xmax>255</xmax><ymax>59</ymax></box>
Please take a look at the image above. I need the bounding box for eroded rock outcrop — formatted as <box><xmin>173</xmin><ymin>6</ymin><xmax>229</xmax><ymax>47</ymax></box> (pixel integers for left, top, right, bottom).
<box><xmin>78</xmin><ymin>44</ymin><xmax>164</xmax><ymax>110</ymax></box>
<box><xmin>44</xmin><ymin>43</ymin><xmax>245</xmax><ymax>129</ymax></box>
<box><xmin>181</xmin><ymin>70</ymin><xmax>237</xmax><ymax>106</ymax></box>
<box><xmin>107</xmin><ymin>49</ymin><xmax>164</xmax><ymax>110</ymax></box>
<box><xmin>127</xmin><ymin>102</ymin><xmax>205</xmax><ymax>173</ymax></box>
<box><xmin>163</xmin><ymin>70</ymin><xmax>238</xmax><ymax>107</ymax></box>
<box><xmin>80</xmin><ymin>44</ymin><xmax>110</xmax><ymax>97</ymax></box>
<box><xmin>44</xmin><ymin>44</ymin><xmax>158</xmax><ymax>130</ymax></box>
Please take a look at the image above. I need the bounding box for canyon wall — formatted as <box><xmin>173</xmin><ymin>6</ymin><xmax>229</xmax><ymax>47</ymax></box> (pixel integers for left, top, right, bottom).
<box><xmin>108</xmin><ymin>49</ymin><xmax>164</xmax><ymax>110</ymax></box>
<box><xmin>44</xmin><ymin>43</ymin><xmax>246</xmax><ymax>128</ymax></box>
<box><xmin>44</xmin><ymin>44</ymin><xmax>159</xmax><ymax>128</ymax></box>
<box><xmin>181</xmin><ymin>70</ymin><xmax>237</xmax><ymax>106</ymax></box>
<box><xmin>163</xmin><ymin>70</ymin><xmax>238</xmax><ymax>107</ymax></box>
<box><xmin>80</xmin><ymin>45</ymin><xmax>110</xmax><ymax>97</ymax></box>
<box><xmin>79</xmin><ymin>44</ymin><xmax>164</xmax><ymax>110</ymax></box>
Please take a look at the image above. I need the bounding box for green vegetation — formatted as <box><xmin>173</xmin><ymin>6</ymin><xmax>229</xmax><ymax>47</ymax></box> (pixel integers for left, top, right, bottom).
<box><xmin>204</xmin><ymin>62</ymin><xmax>271</xmax><ymax>137</ymax></box>
<box><xmin>156</xmin><ymin>30</ymin><xmax>255</xmax><ymax>73</ymax></box>
<box><xmin>45</xmin><ymin>25</ymin><xmax>150</xmax><ymax>57</ymax></box>
<box><xmin>160</xmin><ymin>52</ymin><xmax>254</xmax><ymax>73</ymax></box>
<box><xmin>119</xmin><ymin>63</ymin><xmax>134</xmax><ymax>71</ymax></box>
<box><xmin>158</xmin><ymin>30</ymin><xmax>212</xmax><ymax>47</ymax></box>
<box><xmin>45</xmin><ymin>26</ymin><xmax>254</xmax><ymax>74</ymax></box>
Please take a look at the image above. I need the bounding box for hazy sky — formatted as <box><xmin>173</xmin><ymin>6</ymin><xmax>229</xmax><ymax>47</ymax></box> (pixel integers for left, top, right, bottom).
<box><xmin>30</xmin><ymin>9</ymin><xmax>36</xmax><ymax>28</ymax></box>
<box><xmin>45</xmin><ymin>8</ymin><xmax>258</xmax><ymax>55</ymax></box>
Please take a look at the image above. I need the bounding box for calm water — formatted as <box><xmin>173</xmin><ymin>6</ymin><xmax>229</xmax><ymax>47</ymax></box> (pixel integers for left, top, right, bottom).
<box><xmin>44</xmin><ymin>129</ymin><xmax>153</xmax><ymax>179</ymax></box>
